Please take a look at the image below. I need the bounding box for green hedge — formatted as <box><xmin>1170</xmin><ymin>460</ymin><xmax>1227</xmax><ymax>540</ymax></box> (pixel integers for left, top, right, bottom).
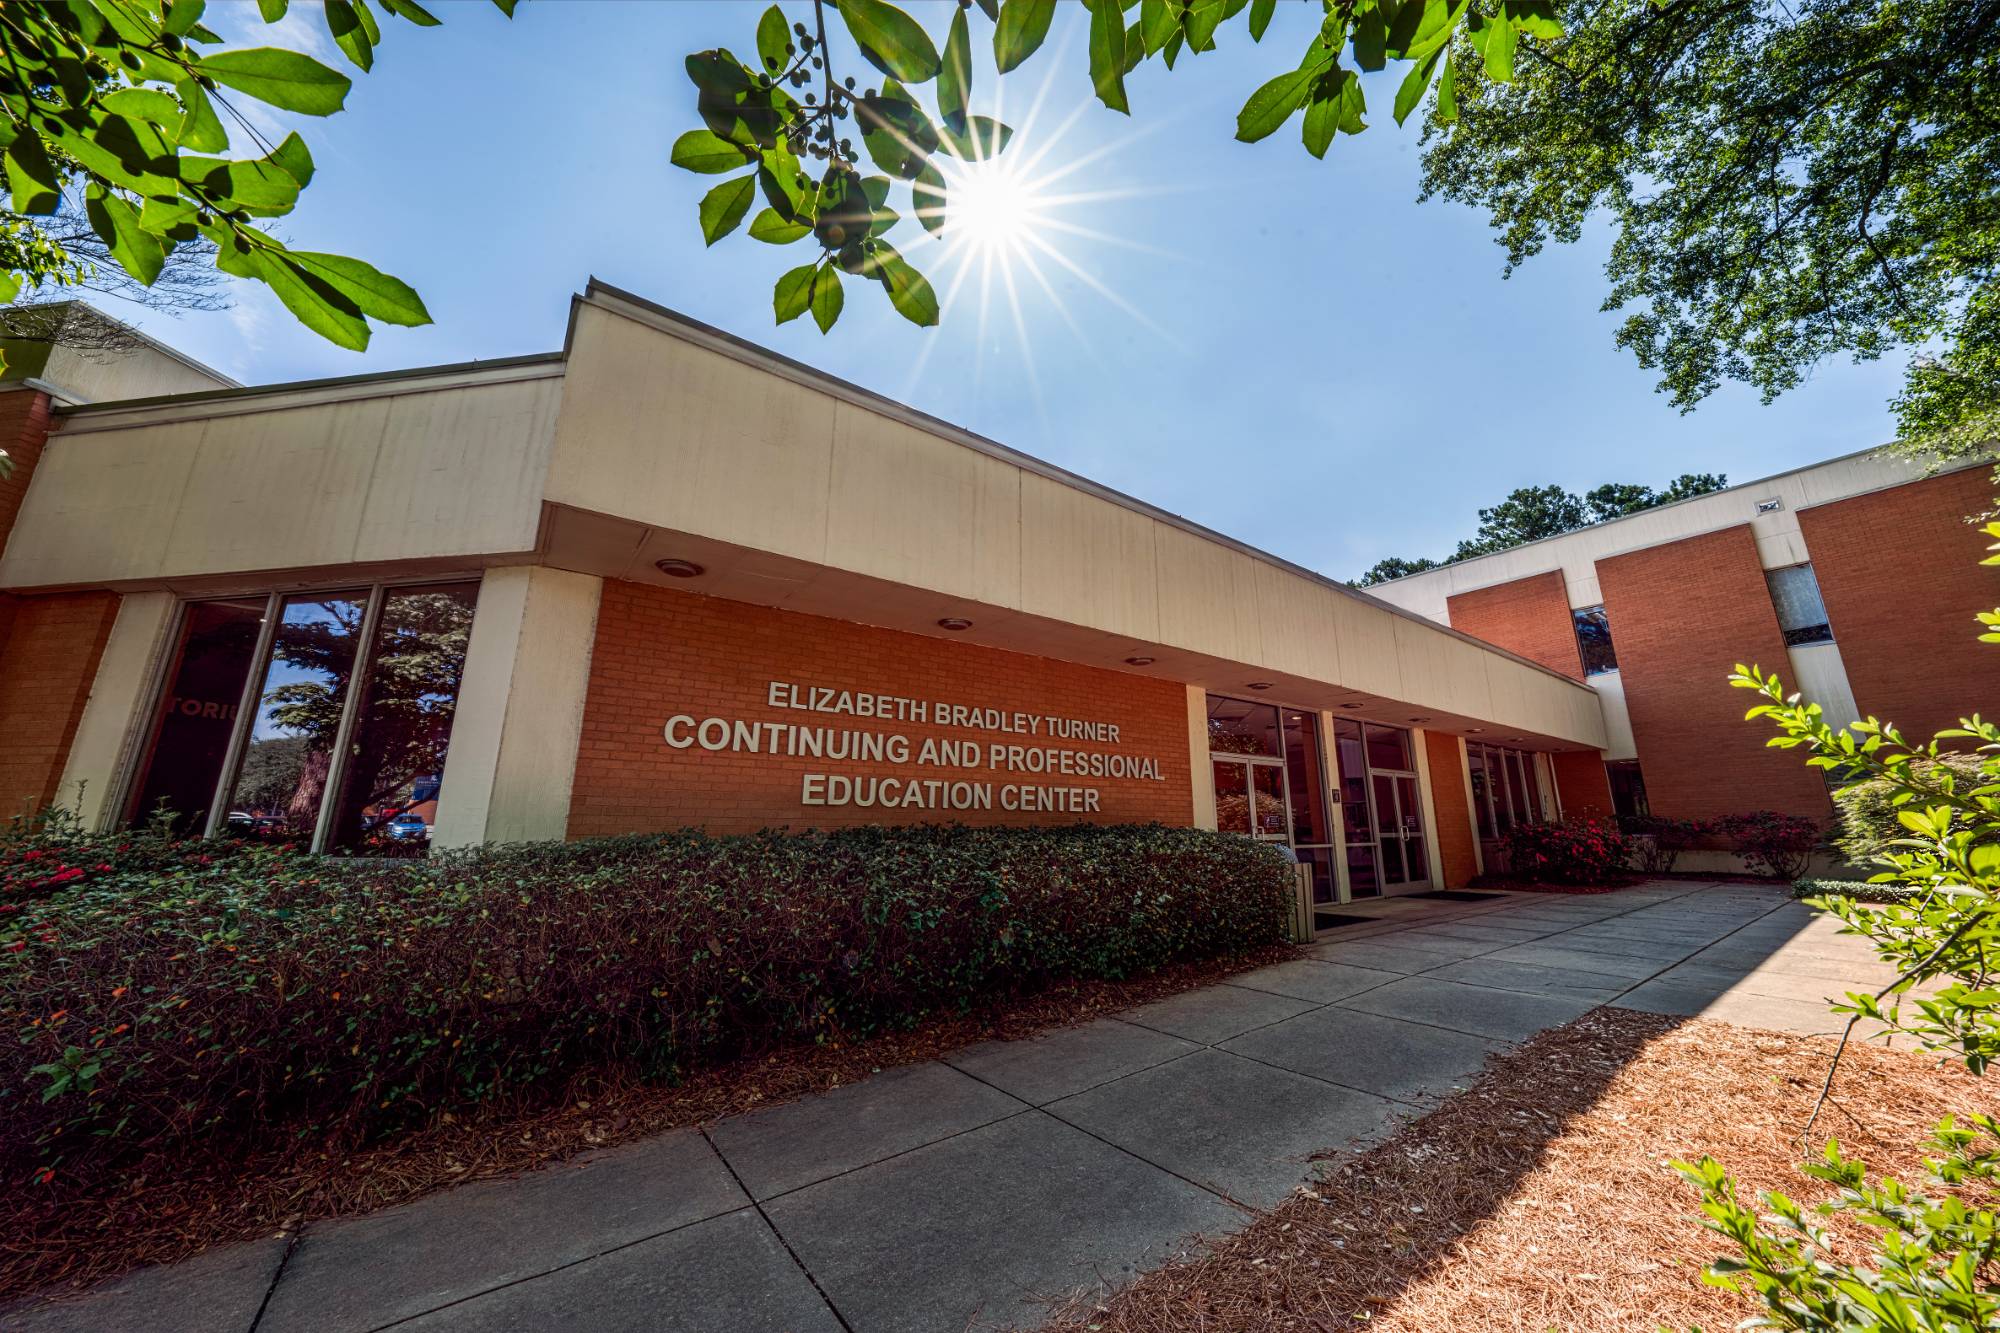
<box><xmin>1831</xmin><ymin>753</ymin><xmax>1986</xmax><ymax>864</ymax></box>
<box><xmin>1</xmin><ymin>823</ymin><xmax>1290</xmax><ymax>1190</ymax></box>
<box><xmin>1792</xmin><ymin>876</ymin><xmax>1925</xmax><ymax>905</ymax></box>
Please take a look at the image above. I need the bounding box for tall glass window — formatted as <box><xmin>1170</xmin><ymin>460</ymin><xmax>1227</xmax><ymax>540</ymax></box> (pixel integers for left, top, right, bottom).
<box><xmin>1469</xmin><ymin>742</ymin><xmax>1549</xmax><ymax>841</ymax></box>
<box><xmin>1572</xmin><ymin>605</ymin><xmax>1618</xmax><ymax>675</ymax></box>
<box><xmin>1767</xmin><ymin>564</ymin><xmax>1833</xmax><ymax>645</ymax></box>
<box><xmin>124</xmin><ymin>581</ymin><xmax>480</xmax><ymax>856</ymax></box>
<box><xmin>1334</xmin><ymin>719</ymin><xmax>1428</xmax><ymax>895</ymax></box>
<box><xmin>1207</xmin><ymin>696</ymin><xmax>1282</xmax><ymax>756</ymax></box>
<box><xmin>124</xmin><ymin>597</ymin><xmax>266</xmax><ymax>834</ymax></box>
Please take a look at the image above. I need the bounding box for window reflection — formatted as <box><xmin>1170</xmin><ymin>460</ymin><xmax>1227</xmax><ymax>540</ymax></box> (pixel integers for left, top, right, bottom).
<box><xmin>125</xmin><ymin>597</ymin><xmax>265</xmax><ymax>834</ymax></box>
<box><xmin>1213</xmin><ymin>760</ymin><xmax>1251</xmax><ymax>834</ymax></box>
<box><xmin>1207</xmin><ymin>696</ymin><xmax>1282</xmax><ymax>757</ymax></box>
<box><xmin>328</xmin><ymin>582</ymin><xmax>479</xmax><ymax>856</ymax></box>
<box><xmin>221</xmin><ymin>593</ymin><xmax>369</xmax><ymax>845</ymax></box>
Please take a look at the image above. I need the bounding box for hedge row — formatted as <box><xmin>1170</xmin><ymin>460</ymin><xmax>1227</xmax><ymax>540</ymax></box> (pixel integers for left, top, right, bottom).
<box><xmin>1</xmin><ymin>823</ymin><xmax>1290</xmax><ymax>1191</ymax></box>
<box><xmin>1792</xmin><ymin>876</ymin><xmax>1925</xmax><ymax>905</ymax></box>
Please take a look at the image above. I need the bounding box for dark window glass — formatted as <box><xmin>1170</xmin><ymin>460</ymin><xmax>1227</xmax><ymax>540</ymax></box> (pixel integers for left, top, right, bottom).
<box><xmin>221</xmin><ymin>592</ymin><xmax>369</xmax><ymax>845</ymax></box>
<box><xmin>1573</xmin><ymin>605</ymin><xmax>1618</xmax><ymax>675</ymax></box>
<box><xmin>1767</xmin><ymin>564</ymin><xmax>1833</xmax><ymax>646</ymax></box>
<box><xmin>1250</xmin><ymin>764</ymin><xmax>1288</xmax><ymax>838</ymax></box>
<box><xmin>327</xmin><ymin>582</ymin><xmax>479</xmax><ymax>855</ymax></box>
<box><xmin>1467</xmin><ymin>746</ymin><xmax>1496</xmax><ymax>839</ymax></box>
<box><xmin>124</xmin><ymin>597</ymin><xmax>265</xmax><ymax>834</ymax></box>
<box><xmin>1297</xmin><ymin>846</ymin><xmax>1336</xmax><ymax>906</ymax></box>
<box><xmin>1282</xmin><ymin>710</ymin><xmax>1330</xmax><ymax>844</ymax></box>
<box><xmin>1490</xmin><ymin>745</ymin><xmax>1517</xmax><ymax>834</ymax></box>
<box><xmin>1207</xmin><ymin>696</ymin><xmax>1282</xmax><ymax>757</ymax></box>
<box><xmin>1345</xmin><ymin>842</ymin><xmax>1379</xmax><ymax>898</ymax></box>
<box><xmin>1513</xmin><ymin>750</ymin><xmax>1542</xmax><ymax>822</ymax></box>
<box><xmin>1607</xmin><ymin>760</ymin><xmax>1649</xmax><ymax>818</ymax></box>
<box><xmin>1213</xmin><ymin>760</ymin><xmax>1251</xmax><ymax>835</ymax></box>
<box><xmin>1363</xmin><ymin>723</ymin><xmax>1412</xmax><ymax>772</ymax></box>
<box><xmin>1334</xmin><ymin>720</ymin><xmax>1370</xmax><ymax>842</ymax></box>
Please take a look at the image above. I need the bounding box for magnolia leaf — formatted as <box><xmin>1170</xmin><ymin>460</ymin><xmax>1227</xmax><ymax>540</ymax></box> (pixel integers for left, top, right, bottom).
<box><xmin>872</xmin><ymin>243</ymin><xmax>939</xmax><ymax>327</ymax></box>
<box><xmin>939</xmin><ymin>115</ymin><xmax>1013</xmax><ymax>160</ymax></box>
<box><xmin>199</xmin><ymin>48</ymin><xmax>352</xmax><ymax>115</ymax></box>
<box><xmin>252</xmin><ymin>248</ymin><xmax>370</xmax><ymax>350</ymax></box>
<box><xmin>1436</xmin><ymin>49</ymin><xmax>1458</xmax><ymax>120</ymax></box>
<box><xmin>1352</xmin><ymin>5</ymin><xmax>1386</xmax><ymax>70</ymax></box>
<box><xmin>914</xmin><ymin>162</ymin><xmax>948</xmax><ymax>235</ymax></box>
<box><xmin>269</xmin><ymin>131</ymin><xmax>316</xmax><ymax>187</ymax></box>
<box><xmin>699</xmin><ymin>175</ymin><xmax>757</xmax><ymax>245</ymax></box>
<box><xmin>1393</xmin><ymin>46</ymin><xmax>1441</xmax><ymax>124</ymax></box>
<box><xmin>1480</xmin><ymin>11</ymin><xmax>1517</xmax><ymax>80</ymax></box>
<box><xmin>809</xmin><ymin>263</ymin><xmax>844</xmax><ymax>333</ymax></box>
<box><xmin>175</xmin><ymin>78</ymin><xmax>229</xmax><ymax>153</ymax></box>
<box><xmin>774</xmin><ymin>263</ymin><xmax>817</xmax><ymax>322</ymax></box>
<box><xmin>938</xmin><ymin>6</ymin><xmax>972</xmax><ymax>129</ymax></box>
<box><xmin>839</xmin><ymin>0</ymin><xmax>941</xmax><ymax>84</ymax></box>
<box><xmin>755</xmin><ymin>5</ymin><xmax>791</xmax><ymax>75</ymax></box>
<box><xmin>287</xmin><ymin>252</ymin><xmax>431</xmax><ymax>326</ymax></box>
<box><xmin>749</xmin><ymin>207</ymin><xmax>812</xmax><ymax>243</ymax></box>
<box><xmin>993</xmin><ymin>0</ymin><xmax>1055</xmax><ymax>73</ymax></box>
<box><xmin>380</xmin><ymin>0</ymin><xmax>443</xmax><ymax>25</ymax></box>
<box><xmin>85</xmin><ymin>185</ymin><xmax>165</xmax><ymax>286</ymax></box>
<box><xmin>1248</xmin><ymin>0</ymin><xmax>1276</xmax><ymax>40</ymax></box>
<box><xmin>7</xmin><ymin>137</ymin><xmax>62</xmax><ymax>215</ymax></box>
<box><xmin>673</xmin><ymin>128</ymin><xmax>755</xmax><ymax>174</ymax></box>
<box><xmin>1086</xmin><ymin>0</ymin><xmax>1129</xmax><ymax>113</ymax></box>
<box><xmin>1236</xmin><ymin>65</ymin><xmax>1314</xmax><ymax>141</ymax></box>
<box><xmin>325</xmin><ymin>0</ymin><xmax>375</xmax><ymax>71</ymax></box>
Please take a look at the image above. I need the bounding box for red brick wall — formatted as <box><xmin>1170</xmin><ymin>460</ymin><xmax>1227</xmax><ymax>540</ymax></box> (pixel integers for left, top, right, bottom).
<box><xmin>568</xmin><ymin>580</ymin><xmax>1195</xmax><ymax>838</ymax></box>
<box><xmin>1798</xmin><ymin>467</ymin><xmax>2000</xmax><ymax>742</ymax></box>
<box><xmin>0</xmin><ymin>386</ymin><xmax>53</xmax><ymax>560</ymax></box>
<box><xmin>1446</xmin><ymin>570</ymin><xmax>1584</xmax><ymax>680</ymax></box>
<box><xmin>0</xmin><ymin>591</ymin><xmax>120</xmax><ymax>817</ymax></box>
<box><xmin>1549</xmin><ymin>750</ymin><xmax>1615</xmax><ymax>820</ymax></box>
<box><xmin>1596</xmin><ymin>526</ymin><xmax>1830</xmax><ymax>823</ymax></box>
<box><xmin>1422</xmin><ymin>730</ymin><xmax>1478</xmax><ymax>887</ymax></box>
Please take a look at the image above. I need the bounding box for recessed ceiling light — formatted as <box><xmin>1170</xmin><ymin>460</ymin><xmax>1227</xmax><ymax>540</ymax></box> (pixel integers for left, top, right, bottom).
<box><xmin>1246</xmin><ymin>682</ymin><xmax>1273</xmax><ymax>690</ymax></box>
<box><xmin>937</xmin><ymin>617</ymin><xmax>973</xmax><ymax>631</ymax></box>
<box><xmin>1123</xmin><ymin>655</ymin><xmax>1155</xmax><ymax>666</ymax></box>
<box><xmin>1337</xmin><ymin>702</ymin><xmax>1364</xmax><ymax>710</ymax></box>
<box><xmin>654</xmin><ymin>558</ymin><xmax>704</xmax><ymax>578</ymax></box>
<box><xmin>1466</xmin><ymin>727</ymin><xmax>1485</xmax><ymax>733</ymax></box>
<box><xmin>1409</xmin><ymin>716</ymin><xmax>1431</xmax><ymax>723</ymax></box>
<box><xmin>1508</xmin><ymin>737</ymin><xmax>1525</xmax><ymax>742</ymax></box>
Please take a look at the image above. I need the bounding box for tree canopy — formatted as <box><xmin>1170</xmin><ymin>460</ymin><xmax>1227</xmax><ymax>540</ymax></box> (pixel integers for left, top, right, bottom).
<box><xmin>1352</xmin><ymin>471</ymin><xmax>1727</xmax><ymax>584</ymax></box>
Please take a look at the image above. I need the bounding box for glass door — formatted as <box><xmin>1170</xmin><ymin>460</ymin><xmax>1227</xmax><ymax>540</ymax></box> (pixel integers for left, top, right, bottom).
<box><xmin>1333</xmin><ymin>720</ymin><xmax>1431</xmax><ymax>895</ymax></box>
<box><xmin>1211</xmin><ymin>756</ymin><xmax>1291</xmax><ymax>844</ymax></box>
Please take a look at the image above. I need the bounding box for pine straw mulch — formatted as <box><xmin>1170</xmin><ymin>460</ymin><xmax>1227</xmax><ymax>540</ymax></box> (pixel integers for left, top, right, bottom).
<box><xmin>1</xmin><ymin>942</ymin><xmax>1299</xmax><ymax>1306</ymax></box>
<box><xmin>1036</xmin><ymin>1007</ymin><xmax>1993</xmax><ymax>1333</ymax></box>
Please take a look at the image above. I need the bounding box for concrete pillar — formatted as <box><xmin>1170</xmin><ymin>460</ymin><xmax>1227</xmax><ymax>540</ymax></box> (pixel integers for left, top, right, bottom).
<box><xmin>1185</xmin><ymin>684</ymin><xmax>1216</xmax><ymax>831</ymax></box>
<box><xmin>61</xmin><ymin>591</ymin><xmax>175</xmax><ymax>830</ymax></box>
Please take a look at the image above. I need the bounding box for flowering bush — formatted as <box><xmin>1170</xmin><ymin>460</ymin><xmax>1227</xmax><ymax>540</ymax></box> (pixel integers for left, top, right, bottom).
<box><xmin>1716</xmin><ymin>809</ymin><xmax>1823</xmax><ymax>880</ymax></box>
<box><xmin>0</xmin><ymin>822</ymin><xmax>1289</xmax><ymax>1193</ymax></box>
<box><xmin>1500</xmin><ymin>817</ymin><xmax>1634</xmax><ymax>885</ymax></box>
<box><xmin>0</xmin><ymin>804</ymin><xmax>257</xmax><ymax>911</ymax></box>
<box><xmin>1617</xmin><ymin>814</ymin><xmax>1711</xmax><ymax>874</ymax></box>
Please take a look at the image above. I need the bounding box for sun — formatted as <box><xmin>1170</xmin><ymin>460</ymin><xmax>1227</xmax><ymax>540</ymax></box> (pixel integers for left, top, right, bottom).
<box><xmin>940</xmin><ymin>157</ymin><xmax>1049</xmax><ymax>258</ymax></box>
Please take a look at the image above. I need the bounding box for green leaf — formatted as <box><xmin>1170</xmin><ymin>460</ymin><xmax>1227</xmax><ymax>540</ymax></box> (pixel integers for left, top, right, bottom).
<box><xmin>756</xmin><ymin>5</ymin><xmax>792</xmax><ymax>75</ymax></box>
<box><xmin>672</xmin><ymin>128</ymin><xmax>755</xmax><ymax>174</ymax></box>
<box><xmin>1235</xmin><ymin>65</ymin><xmax>1314</xmax><ymax>142</ymax></box>
<box><xmin>286</xmin><ymin>252</ymin><xmax>430</xmax><ymax>325</ymax></box>
<box><xmin>838</xmin><ymin>0</ymin><xmax>941</xmax><ymax>84</ymax></box>
<box><xmin>1302</xmin><ymin>93</ymin><xmax>1337</xmax><ymax>159</ymax></box>
<box><xmin>809</xmin><ymin>264</ymin><xmax>844</xmax><ymax>333</ymax></box>
<box><xmin>975</xmin><ymin>0</ymin><xmax>998</xmax><ymax>17</ymax></box>
<box><xmin>857</xmin><ymin>81</ymin><xmax>939</xmax><ymax>179</ymax></box>
<box><xmin>1086</xmin><ymin>0</ymin><xmax>1129</xmax><ymax>113</ymax></box>
<box><xmin>749</xmin><ymin>207</ymin><xmax>812</xmax><ymax>243</ymax></box>
<box><xmin>993</xmin><ymin>0</ymin><xmax>1056</xmax><ymax>73</ymax></box>
<box><xmin>163</xmin><ymin>0</ymin><xmax>207</xmax><ymax>33</ymax></box>
<box><xmin>914</xmin><ymin>162</ymin><xmax>948</xmax><ymax>235</ymax></box>
<box><xmin>198</xmin><ymin>48</ymin><xmax>352</xmax><ymax>115</ymax></box>
<box><xmin>252</xmin><ymin>248</ymin><xmax>370</xmax><ymax>350</ymax></box>
<box><xmin>1248</xmin><ymin>0</ymin><xmax>1276</xmax><ymax>40</ymax></box>
<box><xmin>1352</xmin><ymin>4</ymin><xmax>1386</xmax><ymax>70</ymax></box>
<box><xmin>326</xmin><ymin>0</ymin><xmax>375</xmax><ymax>71</ymax></box>
<box><xmin>774</xmin><ymin>263</ymin><xmax>817</xmax><ymax>323</ymax></box>
<box><xmin>1478</xmin><ymin>10</ymin><xmax>1516</xmax><ymax>80</ymax></box>
<box><xmin>380</xmin><ymin>0</ymin><xmax>443</xmax><ymax>24</ymax></box>
<box><xmin>269</xmin><ymin>131</ymin><xmax>315</xmax><ymax>187</ymax></box>
<box><xmin>938</xmin><ymin>6</ymin><xmax>972</xmax><ymax>130</ymax></box>
<box><xmin>175</xmin><ymin>78</ymin><xmax>229</xmax><ymax>153</ymax></box>
<box><xmin>256</xmin><ymin>0</ymin><xmax>287</xmax><ymax>19</ymax></box>
<box><xmin>182</xmin><ymin>154</ymin><xmax>302</xmax><ymax>215</ymax></box>
<box><xmin>1435</xmin><ymin>49</ymin><xmax>1458</xmax><ymax>120</ymax></box>
<box><xmin>1404</xmin><ymin>0</ymin><xmax>1470</xmax><ymax>60</ymax></box>
<box><xmin>686</xmin><ymin>49</ymin><xmax>757</xmax><ymax>99</ymax></box>
<box><xmin>100</xmin><ymin>89</ymin><xmax>184</xmax><ymax>134</ymax></box>
<box><xmin>5</xmin><ymin>137</ymin><xmax>62</xmax><ymax>215</ymax></box>
<box><xmin>1392</xmin><ymin>46</ymin><xmax>1441</xmax><ymax>124</ymax></box>
<box><xmin>939</xmin><ymin>115</ymin><xmax>1013</xmax><ymax>160</ymax></box>
<box><xmin>699</xmin><ymin>175</ymin><xmax>757</xmax><ymax>245</ymax></box>
<box><xmin>872</xmin><ymin>244</ymin><xmax>938</xmax><ymax>327</ymax></box>
<box><xmin>85</xmin><ymin>185</ymin><xmax>165</xmax><ymax>286</ymax></box>
<box><xmin>758</xmin><ymin>144</ymin><xmax>814</xmax><ymax>221</ymax></box>
<box><xmin>1182</xmin><ymin>0</ymin><xmax>1228</xmax><ymax>50</ymax></box>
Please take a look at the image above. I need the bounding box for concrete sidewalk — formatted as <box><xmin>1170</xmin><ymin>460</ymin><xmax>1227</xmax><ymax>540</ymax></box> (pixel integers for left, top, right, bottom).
<box><xmin>6</xmin><ymin>880</ymin><xmax>1899</xmax><ymax>1333</ymax></box>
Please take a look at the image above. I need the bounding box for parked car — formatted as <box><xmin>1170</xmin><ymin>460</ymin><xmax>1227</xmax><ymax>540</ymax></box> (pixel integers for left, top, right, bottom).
<box><xmin>385</xmin><ymin>812</ymin><xmax>430</xmax><ymax>842</ymax></box>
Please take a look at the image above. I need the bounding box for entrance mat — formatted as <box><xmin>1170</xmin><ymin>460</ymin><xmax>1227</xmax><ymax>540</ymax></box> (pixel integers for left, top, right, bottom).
<box><xmin>1408</xmin><ymin>890</ymin><xmax>1510</xmax><ymax>902</ymax></box>
<box><xmin>1313</xmin><ymin>912</ymin><xmax>1378</xmax><ymax>930</ymax></box>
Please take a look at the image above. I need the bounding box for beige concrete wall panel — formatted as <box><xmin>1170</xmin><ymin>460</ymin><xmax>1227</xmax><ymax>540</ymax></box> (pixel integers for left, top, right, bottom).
<box><xmin>824</xmin><ymin>400</ymin><xmax>1022</xmax><ymax>608</ymax></box>
<box><xmin>548</xmin><ymin>305</ymin><xmax>833</xmax><ymax>564</ymax></box>
<box><xmin>1016</xmin><ymin>472</ymin><xmax>1160</xmax><ymax>642</ymax></box>
<box><xmin>1250</xmin><ymin>559</ymin><xmax>1341</xmax><ymax>682</ymax></box>
<box><xmin>1152</xmin><ymin>524</ymin><xmax>1263</xmax><ymax>663</ymax></box>
<box><xmin>0</xmin><ymin>420</ymin><xmax>202</xmax><ymax>585</ymax></box>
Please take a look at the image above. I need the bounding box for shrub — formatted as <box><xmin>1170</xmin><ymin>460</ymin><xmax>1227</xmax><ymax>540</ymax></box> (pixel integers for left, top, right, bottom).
<box><xmin>0</xmin><ymin>803</ymin><xmax>256</xmax><ymax>909</ymax></box>
<box><xmin>1617</xmin><ymin>814</ymin><xmax>1710</xmax><ymax>874</ymax></box>
<box><xmin>1500</xmin><ymin>817</ymin><xmax>1633</xmax><ymax>885</ymax></box>
<box><xmin>1716</xmin><ymin>809</ymin><xmax>1823</xmax><ymax>880</ymax></box>
<box><xmin>1831</xmin><ymin>751</ymin><xmax>1988</xmax><ymax>864</ymax></box>
<box><xmin>0</xmin><ymin>822</ymin><xmax>1289</xmax><ymax>1192</ymax></box>
<box><xmin>1790</xmin><ymin>876</ymin><xmax>1923</xmax><ymax>905</ymax></box>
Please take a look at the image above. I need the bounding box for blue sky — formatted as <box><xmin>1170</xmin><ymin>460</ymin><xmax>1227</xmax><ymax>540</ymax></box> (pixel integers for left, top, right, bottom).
<box><xmin>106</xmin><ymin>0</ymin><xmax>1904</xmax><ymax>583</ymax></box>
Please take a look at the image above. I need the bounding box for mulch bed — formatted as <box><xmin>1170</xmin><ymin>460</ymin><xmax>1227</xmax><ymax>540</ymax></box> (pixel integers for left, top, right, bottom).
<box><xmin>0</xmin><ymin>942</ymin><xmax>1300</xmax><ymax>1305</ymax></box>
<box><xmin>1034</xmin><ymin>1007</ymin><xmax>1988</xmax><ymax>1332</ymax></box>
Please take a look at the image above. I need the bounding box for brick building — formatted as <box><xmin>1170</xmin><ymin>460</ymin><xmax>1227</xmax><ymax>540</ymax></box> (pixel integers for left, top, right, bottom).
<box><xmin>1369</xmin><ymin>453</ymin><xmax>1998</xmax><ymax>841</ymax></box>
<box><xmin>0</xmin><ymin>283</ymin><xmax>1981</xmax><ymax>926</ymax></box>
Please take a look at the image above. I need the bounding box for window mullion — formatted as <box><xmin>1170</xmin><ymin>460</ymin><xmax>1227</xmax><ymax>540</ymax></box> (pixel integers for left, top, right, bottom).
<box><xmin>310</xmin><ymin>585</ymin><xmax>388</xmax><ymax>854</ymax></box>
<box><xmin>203</xmin><ymin>592</ymin><xmax>283</xmax><ymax>839</ymax></box>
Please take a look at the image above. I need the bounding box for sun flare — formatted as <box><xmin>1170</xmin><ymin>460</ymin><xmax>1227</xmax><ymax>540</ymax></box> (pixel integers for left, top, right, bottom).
<box><xmin>940</xmin><ymin>158</ymin><xmax>1049</xmax><ymax>258</ymax></box>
